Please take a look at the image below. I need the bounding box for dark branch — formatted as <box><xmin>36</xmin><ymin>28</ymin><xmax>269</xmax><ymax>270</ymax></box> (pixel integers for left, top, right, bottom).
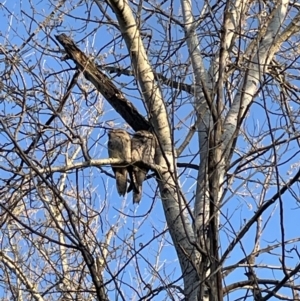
<box><xmin>55</xmin><ymin>33</ymin><xmax>151</xmax><ymax>132</ymax></box>
<box><xmin>103</xmin><ymin>66</ymin><xmax>194</xmax><ymax>94</ymax></box>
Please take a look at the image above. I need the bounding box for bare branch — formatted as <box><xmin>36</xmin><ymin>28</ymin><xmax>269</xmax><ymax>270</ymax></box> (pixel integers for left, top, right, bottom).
<box><xmin>55</xmin><ymin>33</ymin><xmax>150</xmax><ymax>132</ymax></box>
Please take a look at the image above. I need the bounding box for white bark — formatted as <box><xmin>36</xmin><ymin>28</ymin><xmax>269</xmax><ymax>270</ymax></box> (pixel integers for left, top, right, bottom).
<box><xmin>181</xmin><ymin>0</ymin><xmax>210</xmax><ymax>236</ymax></box>
<box><xmin>99</xmin><ymin>0</ymin><xmax>295</xmax><ymax>299</ymax></box>
<box><xmin>106</xmin><ymin>0</ymin><xmax>198</xmax><ymax>299</ymax></box>
<box><xmin>180</xmin><ymin>1</ymin><xmax>216</xmax><ymax>299</ymax></box>
<box><xmin>0</xmin><ymin>251</ymin><xmax>44</xmax><ymax>301</ymax></box>
<box><xmin>222</xmin><ymin>0</ymin><xmax>290</xmax><ymax>157</ymax></box>
<box><xmin>181</xmin><ymin>1</ymin><xmax>290</xmax><ymax>300</ymax></box>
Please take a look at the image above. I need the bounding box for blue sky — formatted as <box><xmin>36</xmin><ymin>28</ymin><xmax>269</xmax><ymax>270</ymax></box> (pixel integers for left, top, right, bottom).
<box><xmin>0</xmin><ymin>1</ymin><xmax>300</xmax><ymax>300</ymax></box>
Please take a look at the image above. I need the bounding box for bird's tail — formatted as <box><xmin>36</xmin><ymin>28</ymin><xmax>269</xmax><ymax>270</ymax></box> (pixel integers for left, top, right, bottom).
<box><xmin>115</xmin><ymin>169</ymin><xmax>128</xmax><ymax>196</ymax></box>
<box><xmin>133</xmin><ymin>188</ymin><xmax>142</xmax><ymax>204</ymax></box>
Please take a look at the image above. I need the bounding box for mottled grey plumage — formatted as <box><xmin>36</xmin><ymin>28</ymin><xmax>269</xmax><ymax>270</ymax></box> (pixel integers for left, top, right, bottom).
<box><xmin>130</xmin><ymin>131</ymin><xmax>155</xmax><ymax>203</ymax></box>
<box><xmin>108</xmin><ymin>129</ymin><xmax>131</xmax><ymax>196</ymax></box>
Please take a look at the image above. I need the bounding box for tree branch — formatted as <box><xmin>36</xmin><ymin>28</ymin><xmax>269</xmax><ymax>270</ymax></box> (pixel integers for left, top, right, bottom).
<box><xmin>55</xmin><ymin>34</ymin><xmax>150</xmax><ymax>132</ymax></box>
<box><xmin>103</xmin><ymin>65</ymin><xmax>194</xmax><ymax>94</ymax></box>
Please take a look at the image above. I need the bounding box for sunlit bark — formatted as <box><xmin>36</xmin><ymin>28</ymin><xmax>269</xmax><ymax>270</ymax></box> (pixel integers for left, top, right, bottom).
<box><xmin>0</xmin><ymin>1</ymin><xmax>300</xmax><ymax>300</ymax></box>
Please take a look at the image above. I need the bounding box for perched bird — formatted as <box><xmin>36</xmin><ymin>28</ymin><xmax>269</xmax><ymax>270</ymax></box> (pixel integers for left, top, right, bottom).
<box><xmin>129</xmin><ymin>131</ymin><xmax>155</xmax><ymax>203</ymax></box>
<box><xmin>107</xmin><ymin>129</ymin><xmax>131</xmax><ymax>196</ymax></box>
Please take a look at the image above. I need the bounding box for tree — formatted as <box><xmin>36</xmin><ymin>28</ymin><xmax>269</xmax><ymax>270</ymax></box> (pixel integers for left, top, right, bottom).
<box><xmin>0</xmin><ymin>0</ymin><xmax>300</xmax><ymax>300</ymax></box>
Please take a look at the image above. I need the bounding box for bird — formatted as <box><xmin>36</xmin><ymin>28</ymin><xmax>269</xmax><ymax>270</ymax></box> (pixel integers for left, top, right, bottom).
<box><xmin>129</xmin><ymin>131</ymin><xmax>155</xmax><ymax>203</ymax></box>
<box><xmin>107</xmin><ymin>129</ymin><xmax>131</xmax><ymax>196</ymax></box>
